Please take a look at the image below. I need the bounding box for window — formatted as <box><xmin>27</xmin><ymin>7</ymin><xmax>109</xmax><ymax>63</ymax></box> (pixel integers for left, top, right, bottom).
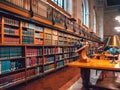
<box><xmin>82</xmin><ymin>0</ymin><xmax>89</xmax><ymax>27</ymax></box>
<box><xmin>93</xmin><ymin>9</ymin><xmax>96</xmax><ymax>33</ymax></box>
<box><xmin>52</xmin><ymin>0</ymin><xmax>64</xmax><ymax>9</ymax></box>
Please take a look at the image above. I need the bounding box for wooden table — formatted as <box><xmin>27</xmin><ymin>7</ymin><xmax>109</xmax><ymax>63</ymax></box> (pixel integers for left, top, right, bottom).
<box><xmin>68</xmin><ymin>59</ymin><xmax>120</xmax><ymax>89</ymax></box>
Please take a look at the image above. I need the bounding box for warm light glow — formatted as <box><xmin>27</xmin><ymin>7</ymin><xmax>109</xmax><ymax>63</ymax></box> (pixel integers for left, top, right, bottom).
<box><xmin>114</xmin><ymin>27</ymin><xmax>120</xmax><ymax>32</ymax></box>
<box><xmin>115</xmin><ymin>16</ymin><xmax>120</xmax><ymax>22</ymax></box>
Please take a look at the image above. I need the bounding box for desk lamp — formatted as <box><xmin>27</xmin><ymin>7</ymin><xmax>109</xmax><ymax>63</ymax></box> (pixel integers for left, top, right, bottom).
<box><xmin>106</xmin><ymin>35</ymin><xmax>120</xmax><ymax>64</ymax></box>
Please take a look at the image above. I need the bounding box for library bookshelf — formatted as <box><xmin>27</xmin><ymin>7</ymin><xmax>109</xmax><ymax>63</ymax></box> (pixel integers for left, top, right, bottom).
<box><xmin>0</xmin><ymin>16</ymin><xmax>80</xmax><ymax>89</ymax></box>
<box><xmin>0</xmin><ymin>0</ymin><xmax>101</xmax><ymax>89</ymax></box>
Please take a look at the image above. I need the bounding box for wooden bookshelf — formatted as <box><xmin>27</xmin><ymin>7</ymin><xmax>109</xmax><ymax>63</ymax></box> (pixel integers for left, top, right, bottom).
<box><xmin>0</xmin><ymin>0</ymin><xmax>100</xmax><ymax>89</ymax></box>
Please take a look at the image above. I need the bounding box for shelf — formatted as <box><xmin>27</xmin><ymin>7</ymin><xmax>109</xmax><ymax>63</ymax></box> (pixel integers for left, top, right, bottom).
<box><xmin>0</xmin><ymin>56</ymin><xmax>25</xmax><ymax>61</ymax></box>
<box><xmin>0</xmin><ymin>68</ymin><xmax>25</xmax><ymax>77</ymax></box>
<box><xmin>70</xmin><ymin>56</ymin><xmax>79</xmax><ymax>58</ymax></box>
<box><xmin>26</xmin><ymin>74</ymin><xmax>40</xmax><ymax>81</ymax></box>
<box><xmin>35</xmin><ymin>30</ymin><xmax>43</xmax><ymax>33</ymax></box>
<box><xmin>22</xmin><ymin>35</ymin><xmax>34</xmax><ymax>37</ymax></box>
<box><xmin>0</xmin><ymin>78</ymin><xmax>26</xmax><ymax>90</ymax></box>
<box><xmin>4</xmin><ymin>24</ymin><xmax>19</xmax><ymax>28</ymax></box>
<box><xmin>56</xmin><ymin>65</ymin><xmax>65</xmax><ymax>69</ymax></box>
<box><xmin>35</xmin><ymin>37</ymin><xmax>44</xmax><ymax>39</ymax></box>
<box><xmin>26</xmin><ymin>65</ymin><xmax>37</xmax><ymax>69</ymax></box>
<box><xmin>44</xmin><ymin>53</ymin><xmax>55</xmax><ymax>56</ymax></box>
<box><xmin>44</xmin><ymin>45</ymin><xmax>57</xmax><ymax>47</ymax></box>
<box><xmin>4</xmin><ymin>33</ymin><xmax>20</xmax><ymax>37</ymax></box>
<box><xmin>44</xmin><ymin>68</ymin><xmax>55</xmax><ymax>74</ymax></box>
<box><xmin>22</xmin><ymin>26</ymin><xmax>34</xmax><ymax>30</ymax></box>
<box><xmin>26</xmin><ymin>55</ymin><xmax>43</xmax><ymax>57</ymax></box>
<box><xmin>44</xmin><ymin>61</ymin><xmax>54</xmax><ymax>65</ymax></box>
<box><xmin>55</xmin><ymin>53</ymin><xmax>63</xmax><ymax>55</ymax></box>
<box><xmin>56</xmin><ymin>59</ymin><xmax>64</xmax><ymax>62</ymax></box>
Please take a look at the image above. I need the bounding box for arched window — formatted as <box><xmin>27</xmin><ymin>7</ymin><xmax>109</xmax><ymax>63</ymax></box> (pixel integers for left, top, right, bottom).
<box><xmin>52</xmin><ymin>0</ymin><xmax>65</xmax><ymax>9</ymax></box>
<box><xmin>52</xmin><ymin>0</ymin><xmax>72</xmax><ymax>14</ymax></box>
<box><xmin>82</xmin><ymin>0</ymin><xmax>89</xmax><ymax>27</ymax></box>
<box><xmin>93</xmin><ymin>9</ymin><xmax>96</xmax><ymax>33</ymax></box>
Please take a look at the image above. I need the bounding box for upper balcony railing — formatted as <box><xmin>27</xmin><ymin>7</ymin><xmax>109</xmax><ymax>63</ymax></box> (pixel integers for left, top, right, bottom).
<box><xmin>1</xmin><ymin>0</ymin><xmax>101</xmax><ymax>42</ymax></box>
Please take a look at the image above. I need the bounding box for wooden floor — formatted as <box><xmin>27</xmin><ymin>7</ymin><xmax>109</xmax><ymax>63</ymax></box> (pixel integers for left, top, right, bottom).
<box><xmin>7</xmin><ymin>66</ymin><xmax>80</xmax><ymax>90</ymax></box>
<box><xmin>6</xmin><ymin>66</ymin><xmax>120</xmax><ymax>90</ymax></box>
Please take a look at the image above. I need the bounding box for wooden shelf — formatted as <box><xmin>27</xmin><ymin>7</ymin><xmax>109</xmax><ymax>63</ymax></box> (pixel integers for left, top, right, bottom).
<box><xmin>0</xmin><ymin>68</ymin><xmax>25</xmax><ymax>77</ymax></box>
<box><xmin>0</xmin><ymin>57</ymin><xmax>25</xmax><ymax>61</ymax></box>
<box><xmin>26</xmin><ymin>74</ymin><xmax>40</xmax><ymax>81</ymax></box>
<box><xmin>0</xmin><ymin>78</ymin><xmax>26</xmax><ymax>90</ymax></box>
<box><xmin>44</xmin><ymin>61</ymin><xmax>55</xmax><ymax>65</ymax></box>
<box><xmin>26</xmin><ymin>65</ymin><xmax>38</xmax><ymax>69</ymax></box>
<box><xmin>44</xmin><ymin>68</ymin><xmax>55</xmax><ymax>74</ymax></box>
<box><xmin>4</xmin><ymin>24</ymin><xmax>19</xmax><ymax>28</ymax></box>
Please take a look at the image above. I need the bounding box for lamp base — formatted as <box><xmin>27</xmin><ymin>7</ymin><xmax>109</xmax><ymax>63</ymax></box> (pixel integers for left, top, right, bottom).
<box><xmin>110</xmin><ymin>60</ymin><xmax>117</xmax><ymax>64</ymax></box>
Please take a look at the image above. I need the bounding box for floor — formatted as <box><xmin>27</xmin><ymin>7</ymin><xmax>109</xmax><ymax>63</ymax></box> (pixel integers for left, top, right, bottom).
<box><xmin>7</xmin><ymin>66</ymin><xmax>120</xmax><ymax>90</ymax></box>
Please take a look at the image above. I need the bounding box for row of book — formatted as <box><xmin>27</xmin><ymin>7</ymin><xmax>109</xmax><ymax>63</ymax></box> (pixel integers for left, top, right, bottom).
<box><xmin>55</xmin><ymin>55</ymin><xmax>63</xmax><ymax>61</ymax></box>
<box><xmin>22</xmin><ymin>36</ymin><xmax>34</xmax><ymax>44</ymax></box>
<box><xmin>52</xmin><ymin>35</ymin><xmax>58</xmax><ymax>40</ymax></box>
<box><xmin>4</xmin><ymin>36</ymin><xmax>20</xmax><ymax>44</ymax></box>
<box><xmin>52</xmin><ymin>30</ymin><xmax>58</xmax><ymax>35</ymax></box>
<box><xmin>23</xmin><ymin>22</ymin><xmax>34</xmax><ymax>29</ymax></box>
<box><xmin>4</xmin><ymin>27</ymin><xmax>19</xmax><ymax>36</ymax></box>
<box><xmin>44</xmin><ymin>56</ymin><xmax>54</xmax><ymax>64</ymax></box>
<box><xmin>59</xmin><ymin>36</ymin><xmax>64</xmax><ymax>41</ymax></box>
<box><xmin>26</xmin><ymin>68</ymin><xmax>39</xmax><ymax>77</ymax></box>
<box><xmin>44</xmin><ymin>47</ymin><xmax>56</xmax><ymax>55</ymax></box>
<box><xmin>44</xmin><ymin>40</ymin><xmax>52</xmax><ymax>45</ymax></box>
<box><xmin>69</xmin><ymin>47</ymin><xmax>77</xmax><ymax>52</ymax></box>
<box><xmin>56</xmin><ymin>61</ymin><xmax>64</xmax><ymax>67</ymax></box>
<box><xmin>45</xmin><ymin>33</ymin><xmax>52</xmax><ymax>39</ymax></box>
<box><xmin>0</xmin><ymin>47</ymin><xmax>22</xmax><ymax>59</ymax></box>
<box><xmin>52</xmin><ymin>40</ymin><xmax>58</xmax><ymax>45</ymax></box>
<box><xmin>63</xmin><ymin>54</ymin><xmax>69</xmax><ymax>59</ymax></box>
<box><xmin>0</xmin><ymin>59</ymin><xmax>25</xmax><ymax>74</ymax></box>
<box><xmin>0</xmin><ymin>71</ymin><xmax>25</xmax><ymax>87</ymax></box>
<box><xmin>69</xmin><ymin>53</ymin><xmax>78</xmax><ymax>58</ymax></box>
<box><xmin>22</xmin><ymin>29</ymin><xmax>34</xmax><ymax>36</ymax></box>
<box><xmin>26</xmin><ymin>57</ymin><xmax>43</xmax><ymax>67</ymax></box>
<box><xmin>26</xmin><ymin>47</ymin><xmax>42</xmax><ymax>57</ymax></box>
<box><xmin>58</xmin><ymin>41</ymin><xmax>63</xmax><ymax>45</ymax></box>
<box><xmin>4</xmin><ymin>17</ymin><xmax>19</xmax><ymax>27</ymax></box>
<box><xmin>35</xmin><ymin>39</ymin><xmax>44</xmax><ymax>45</ymax></box>
<box><xmin>26</xmin><ymin>57</ymin><xmax>37</xmax><ymax>67</ymax></box>
<box><xmin>44</xmin><ymin>64</ymin><xmax>54</xmax><ymax>72</ymax></box>
<box><xmin>6</xmin><ymin>0</ymin><xmax>30</xmax><ymax>10</ymax></box>
<box><xmin>44</xmin><ymin>47</ymin><xmax>63</xmax><ymax>55</ymax></box>
<box><xmin>36</xmin><ymin>26</ymin><xmax>43</xmax><ymax>32</ymax></box>
<box><xmin>44</xmin><ymin>28</ymin><xmax>52</xmax><ymax>34</ymax></box>
<box><xmin>64</xmin><ymin>48</ymin><xmax>70</xmax><ymax>53</ymax></box>
<box><xmin>35</xmin><ymin>32</ymin><xmax>44</xmax><ymax>38</ymax></box>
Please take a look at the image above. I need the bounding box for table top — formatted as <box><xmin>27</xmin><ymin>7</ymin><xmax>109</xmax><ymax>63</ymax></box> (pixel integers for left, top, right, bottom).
<box><xmin>68</xmin><ymin>59</ymin><xmax>120</xmax><ymax>71</ymax></box>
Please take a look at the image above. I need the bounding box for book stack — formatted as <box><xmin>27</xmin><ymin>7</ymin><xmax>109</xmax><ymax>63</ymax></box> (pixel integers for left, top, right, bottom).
<box><xmin>4</xmin><ymin>17</ymin><xmax>19</xmax><ymax>27</ymax></box>
<box><xmin>44</xmin><ymin>64</ymin><xmax>54</xmax><ymax>72</ymax></box>
<box><xmin>57</xmin><ymin>47</ymin><xmax>62</xmax><ymax>53</ymax></box>
<box><xmin>44</xmin><ymin>56</ymin><xmax>54</xmax><ymax>64</ymax></box>
<box><xmin>0</xmin><ymin>47</ymin><xmax>22</xmax><ymax>59</ymax></box>
<box><xmin>55</xmin><ymin>55</ymin><xmax>63</xmax><ymax>61</ymax></box>
<box><xmin>26</xmin><ymin>68</ymin><xmax>38</xmax><ymax>77</ymax></box>
<box><xmin>26</xmin><ymin>57</ymin><xmax>37</xmax><ymax>67</ymax></box>
<box><xmin>52</xmin><ymin>30</ymin><xmax>58</xmax><ymax>45</ymax></box>
<box><xmin>26</xmin><ymin>47</ymin><xmax>38</xmax><ymax>57</ymax></box>
<box><xmin>57</xmin><ymin>61</ymin><xmax>64</xmax><ymax>67</ymax></box>
<box><xmin>44</xmin><ymin>28</ymin><xmax>52</xmax><ymax>45</ymax></box>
